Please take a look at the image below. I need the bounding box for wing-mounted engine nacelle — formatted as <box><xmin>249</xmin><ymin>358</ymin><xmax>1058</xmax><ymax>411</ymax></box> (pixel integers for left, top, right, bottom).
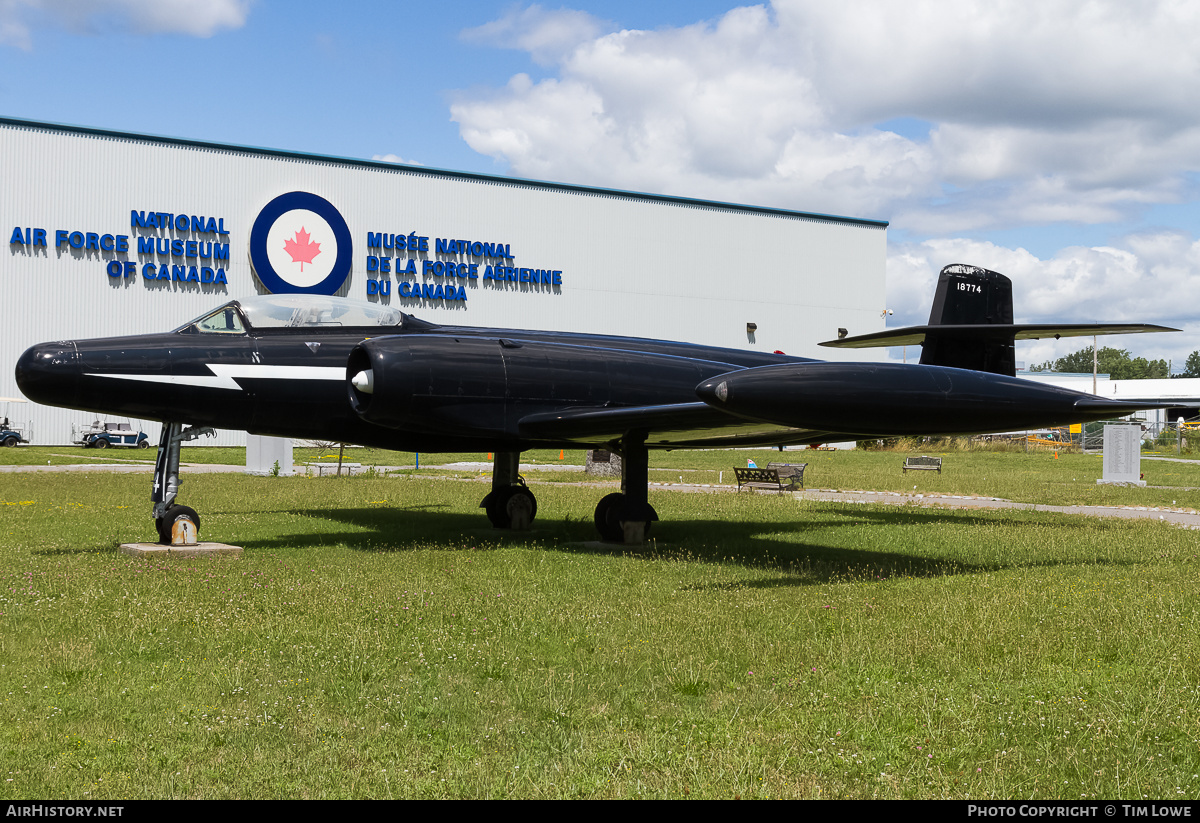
<box><xmin>348</xmin><ymin>335</ymin><xmax>510</xmax><ymax>434</ymax></box>
<box><xmin>695</xmin><ymin>361</ymin><xmax>1164</xmax><ymax>435</ymax></box>
<box><xmin>348</xmin><ymin>334</ymin><xmax>722</xmax><ymax>437</ymax></box>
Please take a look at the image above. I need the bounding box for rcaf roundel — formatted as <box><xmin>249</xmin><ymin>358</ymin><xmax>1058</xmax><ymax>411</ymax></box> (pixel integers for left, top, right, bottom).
<box><xmin>249</xmin><ymin>192</ymin><xmax>353</xmax><ymax>295</ymax></box>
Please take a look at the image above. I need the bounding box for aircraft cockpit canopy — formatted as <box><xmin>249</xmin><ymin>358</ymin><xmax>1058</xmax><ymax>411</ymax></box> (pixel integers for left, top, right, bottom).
<box><xmin>176</xmin><ymin>295</ymin><xmax>424</xmax><ymax>336</ymax></box>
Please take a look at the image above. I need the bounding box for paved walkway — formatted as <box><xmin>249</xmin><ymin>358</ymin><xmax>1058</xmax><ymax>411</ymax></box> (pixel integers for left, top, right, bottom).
<box><xmin>0</xmin><ymin>460</ymin><xmax>240</xmax><ymax>474</ymax></box>
<box><xmin>792</xmin><ymin>488</ymin><xmax>1200</xmax><ymax>529</ymax></box>
<box><xmin>0</xmin><ymin>459</ymin><xmax>583</xmax><ymax>475</ymax></box>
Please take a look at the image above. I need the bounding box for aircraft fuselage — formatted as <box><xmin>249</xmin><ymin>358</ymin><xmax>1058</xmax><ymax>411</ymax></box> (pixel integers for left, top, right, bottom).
<box><xmin>13</xmin><ymin>273</ymin><xmax>1175</xmax><ymax>544</ymax></box>
<box><xmin>15</xmin><ymin>310</ymin><xmax>813</xmax><ymax>452</ymax></box>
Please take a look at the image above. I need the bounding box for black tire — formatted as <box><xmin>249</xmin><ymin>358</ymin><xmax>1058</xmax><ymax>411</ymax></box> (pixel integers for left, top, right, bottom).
<box><xmin>157</xmin><ymin>504</ymin><xmax>200</xmax><ymax>545</ymax></box>
<box><xmin>594</xmin><ymin>492</ymin><xmax>626</xmax><ymax>542</ymax></box>
<box><xmin>92</xmin><ymin>438</ymin><xmax>108</xmax><ymax>450</ymax></box>
<box><xmin>594</xmin><ymin>493</ymin><xmax>655</xmax><ymax>542</ymax></box>
<box><xmin>483</xmin><ymin>489</ymin><xmax>510</xmax><ymax>528</ymax></box>
<box><xmin>2</xmin><ymin>436</ymin><xmax>16</xmax><ymax>448</ymax></box>
<box><xmin>137</xmin><ymin>440</ymin><xmax>150</xmax><ymax>449</ymax></box>
<box><xmin>485</xmin><ymin>486</ymin><xmax>538</xmax><ymax>528</ymax></box>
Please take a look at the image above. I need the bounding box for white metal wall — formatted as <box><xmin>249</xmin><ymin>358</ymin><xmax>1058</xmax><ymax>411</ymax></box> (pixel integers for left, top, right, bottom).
<box><xmin>1</xmin><ymin>119</ymin><xmax>887</xmax><ymax>445</ymax></box>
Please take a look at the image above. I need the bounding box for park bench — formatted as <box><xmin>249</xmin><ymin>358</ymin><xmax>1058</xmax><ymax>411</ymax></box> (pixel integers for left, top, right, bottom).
<box><xmin>902</xmin><ymin>455</ymin><xmax>942</xmax><ymax>473</ymax></box>
<box><xmin>305</xmin><ymin>461</ymin><xmax>362</xmax><ymax>476</ymax></box>
<box><xmin>734</xmin><ymin>463</ymin><xmax>807</xmax><ymax>492</ymax></box>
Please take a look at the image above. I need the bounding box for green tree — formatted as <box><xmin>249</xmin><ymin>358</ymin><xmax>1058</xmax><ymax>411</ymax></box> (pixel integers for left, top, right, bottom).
<box><xmin>1032</xmin><ymin>346</ymin><xmax>1168</xmax><ymax>379</ymax></box>
<box><xmin>1178</xmin><ymin>350</ymin><xmax>1200</xmax><ymax>378</ymax></box>
<box><xmin>1121</xmin><ymin>356</ymin><xmax>1170</xmax><ymax>380</ymax></box>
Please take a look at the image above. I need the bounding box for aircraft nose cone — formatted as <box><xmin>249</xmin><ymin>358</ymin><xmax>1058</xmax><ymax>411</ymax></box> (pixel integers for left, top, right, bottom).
<box><xmin>15</xmin><ymin>341</ymin><xmax>80</xmax><ymax>407</ymax></box>
<box><xmin>695</xmin><ymin>376</ymin><xmax>731</xmax><ymax>405</ymax></box>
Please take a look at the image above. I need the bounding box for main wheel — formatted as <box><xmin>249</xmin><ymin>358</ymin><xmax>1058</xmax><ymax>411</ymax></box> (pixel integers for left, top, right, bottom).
<box><xmin>92</xmin><ymin>438</ymin><xmax>108</xmax><ymax>449</ymax></box>
<box><xmin>137</xmin><ymin>440</ymin><xmax>150</xmax><ymax>449</ymax></box>
<box><xmin>485</xmin><ymin>486</ymin><xmax>538</xmax><ymax>529</ymax></box>
<box><xmin>2</xmin><ymin>436</ymin><xmax>16</xmax><ymax>448</ymax></box>
<box><xmin>156</xmin><ymin>504</ymin><xmax>200</xmax><ymax>544</ymax></box>
<box><xmin>594</xmin><ymin>493</ymin><xmax>656</xmax><ymax>542</ymax></box>
<box><xmin>594</xmin><ymin>492</ymin><xmax>623</xmax><ymax>541</ymax></box>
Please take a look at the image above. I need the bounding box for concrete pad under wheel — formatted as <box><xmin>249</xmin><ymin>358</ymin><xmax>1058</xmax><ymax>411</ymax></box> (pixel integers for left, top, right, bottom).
<box><xmin>120</xmin><ymin>542</ymin><xmax>242</xmax><ymax>558</ymax></box>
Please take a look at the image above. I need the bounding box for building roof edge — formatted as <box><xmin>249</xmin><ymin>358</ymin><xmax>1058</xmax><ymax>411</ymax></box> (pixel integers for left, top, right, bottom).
<box><xmin>0</xmin><ymin>115</ymin><xmax>889</xmax><ymax>229</ymax></box>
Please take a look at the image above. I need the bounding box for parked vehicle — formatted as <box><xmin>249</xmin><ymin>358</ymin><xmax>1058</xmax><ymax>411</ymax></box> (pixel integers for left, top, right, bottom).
<box><xmin>0</xmin><ymin>398</ymin><xmax>30</xmax><ymax>446</ymax></box>
<box><xmin>1</xmin><ymin>419</ymin><xmax>28</xmax><ymax>447</ymax></box>
<box><xmin>75</xmin><ymin>420</ymin><xmax>149</xmax><ymax>449</ymax></box>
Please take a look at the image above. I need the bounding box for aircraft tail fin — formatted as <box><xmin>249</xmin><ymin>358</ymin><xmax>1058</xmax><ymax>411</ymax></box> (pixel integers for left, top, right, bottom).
<box><xmin>818</xmin><ymin>264</ymin><xmax>1178</xmax><ymax>377</ymax></box>
<box><xmin>918</xmin><ymin>264</ymin><xmax>1016</xmax><ymax>375</ymax></box>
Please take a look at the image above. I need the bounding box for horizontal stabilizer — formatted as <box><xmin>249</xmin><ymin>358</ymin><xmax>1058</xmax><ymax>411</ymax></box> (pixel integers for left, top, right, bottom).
<box><xmin>818</xmin><ymin>265</ymin><xmax>1179</xmax><ymax>376</ymax></box>
<box><xmin>819</xmin><ymin>323</ymin><xmax>1180</xmax><ymax>350</ymax></box>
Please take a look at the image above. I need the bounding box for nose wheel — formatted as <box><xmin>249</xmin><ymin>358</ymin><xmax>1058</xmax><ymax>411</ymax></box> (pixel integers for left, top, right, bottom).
<box><xmin>156</xmin><ymin>504</ymin><xmax>201</xmax><ymax>544</ymax></box>
<box><xmin>151</xmin><ymin>422</ymin><xmax>215</xmax><ymax>544</ymax></box>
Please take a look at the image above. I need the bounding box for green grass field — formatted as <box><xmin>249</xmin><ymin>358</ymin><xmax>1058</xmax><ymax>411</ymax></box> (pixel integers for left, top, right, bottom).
<box><xmin>2</xmin><ymin>451</ymin><xmax>1199</xmax><ymax>798</ymax></box>
<box><xmin>6</xmin><ymin>443</ymin><xmax>1199</xmax><ymax>508</ymax></box>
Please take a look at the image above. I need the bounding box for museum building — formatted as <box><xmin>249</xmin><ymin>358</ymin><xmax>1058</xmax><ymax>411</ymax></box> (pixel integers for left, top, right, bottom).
<box><xmin>1</xmin><ymin>116</ymin><xmax>888</xmax><ymax>446</ymax></box>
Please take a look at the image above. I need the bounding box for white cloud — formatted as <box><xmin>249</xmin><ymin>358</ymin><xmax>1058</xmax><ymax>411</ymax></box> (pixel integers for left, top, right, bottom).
<box><xmin>887</xmin><ymin>235</ymin><xmax>1200</xmax><ymax>365</ymax></box>
<box><xmin>451</xmin><ymin>1</ymin><xmax>1200</xmax><ymax>232</ymax></box>
<box><xmin>372</xmin><ymin>153</ymin><xmax>421</xmax><ymax>166</ymax></box>
<box><xmin>460</xmin><ymin>4</ymin><xmax>609</xmax><ymax>66</ymax></box>
<box><xmin>776</xmin><ymin>1</ymin><xmax>1200</xmax><ymax>131</ymax></box>
<box><xmin>0</xmin><ymin>1</ymin><xmax>33</xmax><ymax>48</ymax></box>
<box><xmin>1</xmin><ymin>0</ymin><xmax>251</xmax><ymax>48</ymax></box>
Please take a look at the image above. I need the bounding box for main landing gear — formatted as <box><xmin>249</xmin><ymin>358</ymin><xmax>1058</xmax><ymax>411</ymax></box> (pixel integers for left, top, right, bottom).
<box><xmin>480</xmin><ymin>451</ymin><xmax>538</xmax><ymax>530</ymax></box>
<box><xmin>481</xmin><ymin>433</ymin><xmax>658</xmax><ymax>545</ymax></box>
<box><xmin>152</xmin><ymin>422</ymin><xmax>215</xmax><ymax>544</ymax></box>
<box><xmin>592</xmin><ymin>431</ymin><xmax>657</xmax><ymax>544</ymax></box>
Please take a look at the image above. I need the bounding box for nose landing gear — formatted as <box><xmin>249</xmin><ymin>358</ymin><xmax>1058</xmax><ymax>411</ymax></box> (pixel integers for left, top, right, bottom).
<box><xmin>156</xmin><ymin>504</ymin><xmax>201</xmax><ymax>545</ymax></box>
<box><xmin>151</xmin><ymin>422</ymin><xmax>215</xmax><ymax>545</ymax></box>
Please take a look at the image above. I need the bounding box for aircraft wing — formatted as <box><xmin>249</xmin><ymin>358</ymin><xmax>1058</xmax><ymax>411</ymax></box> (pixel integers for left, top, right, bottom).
<box><xmin>518</xmin><ymin>402</ymin><xmax>834</xmax><ymax>449</ymax></box>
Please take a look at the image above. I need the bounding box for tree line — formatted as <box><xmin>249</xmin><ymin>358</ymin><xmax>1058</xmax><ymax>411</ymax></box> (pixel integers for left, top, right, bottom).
<box><xmin>1029</xmin><ymin>347</ymin><xmax>1200</xmax><ymax>379</ymax></box>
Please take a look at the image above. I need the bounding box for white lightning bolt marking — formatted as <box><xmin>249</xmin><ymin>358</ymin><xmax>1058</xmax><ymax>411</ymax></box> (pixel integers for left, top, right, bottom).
<box><xmin>86</xmin><ymin>364</ymin><xmax>344</xmax><ymax>391</ymax></box>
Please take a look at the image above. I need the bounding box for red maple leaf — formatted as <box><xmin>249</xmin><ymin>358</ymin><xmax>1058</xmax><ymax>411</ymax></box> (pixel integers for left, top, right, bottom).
<box><xmin>283</xmin><ymin>227</ymin><xmax>322</xmax><ymax>271</ymax></box>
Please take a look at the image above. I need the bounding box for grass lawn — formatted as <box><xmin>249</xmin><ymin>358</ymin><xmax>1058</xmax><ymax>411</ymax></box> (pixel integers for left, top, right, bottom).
<box><xmin>1</xmin><ymin>452</ymin><xmax>1198</xmax><ymax>799</ymax></box>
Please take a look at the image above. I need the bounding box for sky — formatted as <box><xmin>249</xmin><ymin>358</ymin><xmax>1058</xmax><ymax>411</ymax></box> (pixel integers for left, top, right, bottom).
<box><xmin>3</xmin><ymin>0</ymin><xmax>1200</xmax><ymax>370</ymax></box>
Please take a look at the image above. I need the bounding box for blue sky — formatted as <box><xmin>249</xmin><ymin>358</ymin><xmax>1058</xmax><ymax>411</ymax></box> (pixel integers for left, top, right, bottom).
<box><xmin>0</xmin><ymin>1</ymin><xmax>738</xmax><ymax>174</ymax></box>
<box><xmin>4</xmin><ymin>0</ymin><xmax>1200</xmax><ymax>368</ymax></box>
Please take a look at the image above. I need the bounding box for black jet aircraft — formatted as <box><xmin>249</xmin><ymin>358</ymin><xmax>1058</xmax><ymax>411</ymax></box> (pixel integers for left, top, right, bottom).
<box><xmin>15</xmin><ymin>264</ymin><xmax>1176</xmax><ymax>544</ymax></box>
